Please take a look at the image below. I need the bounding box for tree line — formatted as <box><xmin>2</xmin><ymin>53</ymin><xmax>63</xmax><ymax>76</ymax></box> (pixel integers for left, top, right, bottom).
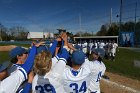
<box><xmin>0</xmin><ymin>23</ymin><xmax>28</xmax><ymax>41</ymax></box>
<box><xmin>96</xmin><ymin>21</ymin><xmax>140</xmax><ymax>36</ymax></box>
<box><xmin>96</xmin><ymin>20</ymin><xmax>140</xmax><ymax>44</ymax></box>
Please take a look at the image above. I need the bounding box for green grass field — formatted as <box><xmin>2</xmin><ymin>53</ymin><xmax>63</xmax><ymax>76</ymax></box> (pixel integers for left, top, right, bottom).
<box><xmin>0</xmin><ymin>43</ymin><xmax>30</xmax><ymax>63</ymax></box>
<box><xmin>104</xmin><ymin>48</ymin><xmax>140</xmax><ymax>80</ymax></box>
<box><xmin>0</xmin><ymin>51</ymin><xmax>9</xmax><ymax>63</ymax></box>
<box><xmin>0</xmin><ymin>47</ymin><xmax>140</xmax><ymax>80</ymax></box>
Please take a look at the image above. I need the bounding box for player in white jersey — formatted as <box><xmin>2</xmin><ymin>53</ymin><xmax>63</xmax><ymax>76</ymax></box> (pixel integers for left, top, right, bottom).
<box><xmin>89</xmin><ymin>41</ymin><xmax>94</xmax><ymax>54</ymax></box>
<box><xmin>110</xmin><ymin>40</ymin><xmax>118</xmax><ymax>60</ymax></box>
<box><xmin>16</xmin><ymin>40</ymin><xmax>59</xmax><ymax>93</ymax></box>
<box><xmin>89</xmin><ymin>49</ymin><xmax>106</xmax><ymax>93</ymax></box>
<box><xmin>0</xmin><ymin>45</ymin><xmax>37</xmax><ymax>93</ymax></box>
<box><xmin>99</xmin><ymin>41</ymin><xmax>105</xmax><ymax>49</ymax></box>
<box><xmin>82</xmin><ymin>41</ymin><xmax>88</xmax><ymax>54</ymax></box>
<box><xmin>63</xmin><ymin>50</ymin><xmax>104</xmax><ymax>93</ymax></box>
<box><xmin>94</xmin><ymin>41</ymin><xmax>98</xmax><ymax>49</ymax></box>
<box><xmin>32</xmin><ymin>47</ymin><xmax>69</xmax><ymax>93</ymax></box>
<box><xmin>8</xmin><ymin>46</ymin><xmax>29</xmax><ymax>75</ymax></box>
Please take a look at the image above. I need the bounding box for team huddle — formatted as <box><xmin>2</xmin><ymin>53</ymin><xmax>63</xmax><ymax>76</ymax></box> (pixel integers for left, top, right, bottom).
<box><xmin>0</xmin><ymin>31</ymin><xmax>106</xmax><ymax>93</ymax></box>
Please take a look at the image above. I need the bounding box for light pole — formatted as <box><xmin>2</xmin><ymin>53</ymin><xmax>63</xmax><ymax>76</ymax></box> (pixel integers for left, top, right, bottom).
<box><xmin>78</xmin><ymin>14</ymin><xmax>82</xmax><ymax>43</ymax></box>
<box><xmin>116</xmin><ymin>14</ymin><xmax>121</xmax><ymax>45</ymax></box>
<box><xmin>117</xmin><ymin>0</ymin><xmax>123</xmax><ymax>46</ymax></box>
<box><xmin>0</xmin><ymin>28</ymin><xmax>2</xmax><ymax>41</ymax></box>
<box><xmin>134</xmin><ymin>2</ymin><xmax>137</xmax><ymax>46</ymax></box>
<box><xmin>119</xmin><ymin>0</ymin><xmax>122</xmax><ymax>33</ymax></box>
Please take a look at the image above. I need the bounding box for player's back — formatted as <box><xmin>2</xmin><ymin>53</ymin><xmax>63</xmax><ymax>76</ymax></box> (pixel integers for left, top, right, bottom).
<box><xmin>89</xmin><ymin>60</ymin><xmax>106</xmax><ymax>93</ymax></box>
<box><xmin>32</xmin><ymin>54</ymin><xmax>68</xmax><ymax>93</ymax></box>
<box><xmin>32</xmin><ymin>70</ymin><xmax>65</xmax><ymax>93</ymax></box>
<box><xmin>63</xmin><ymin>61</ymin><xmax>93</xmax><ymax>93</ymax></box>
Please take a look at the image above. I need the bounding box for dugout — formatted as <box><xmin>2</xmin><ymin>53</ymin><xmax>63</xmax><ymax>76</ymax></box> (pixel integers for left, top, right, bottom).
<box><xmin>74</xmin><ymin>36</ymin><xmax>119</xmax><ymax>44</ymax></box>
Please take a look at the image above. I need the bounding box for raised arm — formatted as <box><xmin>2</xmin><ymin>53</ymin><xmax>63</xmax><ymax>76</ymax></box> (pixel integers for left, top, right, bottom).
<box><xmin>52</xmin><ymin>48</ymin><xmax>69</xmax><ymax>75</ymax></box>
<box><xmin>49</xmin><ymin>39</ymin><xmax>58</xmax><ymax>55</ymax></box>
<box><xmin>21</xmin><ymin>45</ymin><xmax>36</xmax><ymax>74</ymax></box>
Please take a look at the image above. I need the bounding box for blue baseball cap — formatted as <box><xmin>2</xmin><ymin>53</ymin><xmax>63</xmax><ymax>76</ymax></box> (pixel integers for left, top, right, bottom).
<box><xmin>71</xmin><ymin>50</ymin><xmax>85</xmax><ymax>65</ymax></box>
<box><xmin>74</xmin><ymin>45</ymin><xmax>82</xmax><ymax>50</ymax></box>
<box><xmin>0</xmin><ymin>61</ymin><xmax>10</xmax><ymax>72</ymax></box>
<box><xmin>37</xmin><ymin>45</ymin><xmax>48</xmax><ymax>54</ymax></box>
<box><xmin>9</xmin><ymin>46</ymin><xmax>27</xmax><ymax>58</ymax></box>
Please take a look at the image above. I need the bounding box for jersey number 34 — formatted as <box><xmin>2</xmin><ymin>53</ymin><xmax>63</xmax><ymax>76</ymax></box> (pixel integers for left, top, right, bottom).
<box><xmin>69</xmin><ymin>81</ymin><xmax>87</xmax><ymax>93</ymax></box>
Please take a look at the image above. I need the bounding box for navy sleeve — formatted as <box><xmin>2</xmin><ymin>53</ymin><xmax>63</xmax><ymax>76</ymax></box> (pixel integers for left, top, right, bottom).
<box><xmin>59</xmin><ymin>40</ymin><xmax>64</xmax><ymax>52</ymax></box>
<box><xmin>56</xmin><ymin>40</ymin><xmax>65</xmax><ymax>55</ymax></box>
<box><xmin>20</xmin><ymin>83</ymin><xmax>32</xmax><ymax>93</ymax></box>
<box><xmin>49</xmin><ymin>40</ymin><xmax>58</xmax><ymax>55</ymax></box>
<box><xmin>22</xmin><ymin>46</ymin><xmax>37</xmax><ymax>73</ymax></box>
<box><xmin>61</xmin><ymin>40</ymin><xmax>64</xmax><ymax>47</ymax></box>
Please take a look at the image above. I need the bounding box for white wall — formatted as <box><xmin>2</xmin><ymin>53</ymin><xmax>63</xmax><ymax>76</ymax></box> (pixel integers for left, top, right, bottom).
<box><xmin>27</xmin><ymin>32</ymin><xmax>54</xmax><ymax>39</ymax></box>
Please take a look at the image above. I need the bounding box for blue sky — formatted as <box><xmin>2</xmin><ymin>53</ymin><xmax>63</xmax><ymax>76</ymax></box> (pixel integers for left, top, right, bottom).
<box><xmin>0</xmin><ymin>0</ymin><xmax>139</xmax><ymax>34</ymax></box>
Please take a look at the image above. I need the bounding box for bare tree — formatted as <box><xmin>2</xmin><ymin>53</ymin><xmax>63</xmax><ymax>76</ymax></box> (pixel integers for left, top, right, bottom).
<box><xmin>9</xmin><ymin>26</ymin><xmax>29</xmax><ymax>40</ymax></box>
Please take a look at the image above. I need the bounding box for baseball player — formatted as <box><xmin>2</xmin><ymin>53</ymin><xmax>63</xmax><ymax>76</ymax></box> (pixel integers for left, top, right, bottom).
<box><xmin>88</xmin><ymin>49</ymin><xmax>106</xmax><ymax>93</ymax></box>
<box><xmin>82</xmin><ymin>41</ymin><xmax>88</xmax><ymax>54</ymax></box>
<box><xmin>0</xmin><ymin>45</ymin><xmax>37</xmax><ymax>93</ymax></box>
<box><xmin>18</xmin><ymin>39</ymin><xmax>60</xmax><ymax>93</ymax></box>
<box><xmin>29</xmin><ymin>38</ymin><xmax>68</xmax><ymax>93</ymax></box>
<box><xmin>8</xmin><ymin>46</ymin><xmax>29</xmax><ymax>75</ymax></box>
<box><xmin>89</xmin><ymin>40</ymin><xmax>94</xmax><ymax>54</ymax></box>
<box><xmin>0</xmin><ymin>46</ymin><xmax>30</xmax><ymax>93</ymax></box>
<box><xmin>32</xmin><ymin>48</ymin><xmax>69</xmax><ymax>93</ymax></box>
<box><xmin>110</xmin><ymin>40</ymin><xmax>118</xmax><ymax>61</ymax></box>
<box><xmin>63</xmin><ymin>50</ymin><xmax>104</xmax><ymax>93</ymax></box>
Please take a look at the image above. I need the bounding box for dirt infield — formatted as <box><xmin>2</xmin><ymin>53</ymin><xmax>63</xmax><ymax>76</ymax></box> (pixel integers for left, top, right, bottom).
<box><xmin>101</xmin><ymin>72</ymin><xmax>140</xmax><ymax>93</ymax></box>
<box><xmin>0</xmin><ymin>45</ymin><xmax>16</xmax><ymax>51</ymax></box>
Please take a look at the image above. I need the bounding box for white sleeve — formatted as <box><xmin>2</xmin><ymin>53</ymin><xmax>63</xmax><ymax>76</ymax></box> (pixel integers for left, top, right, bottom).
<box><xmin>82</xmin><ymin>60</ymin><xmax>97</xmax><ymax>73</ymax></box>
<box><xmin>101</xmin><ymin>62</ymin><xmax>106</xmax><ymax>76</ymax></box>
<box><xmin>51</xmin><ymin>58</ymin><xmax>66</xmax><ymax>77</ymax></box>
<box><xmin>51</xmin><ymin>56</ymin><xmax>59</xmax><ymax>68</ymax></box>
<box><xmin>0</xmin><ymin>68</ymin><xmax>27</xmax><ymax>93</ymax></box>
